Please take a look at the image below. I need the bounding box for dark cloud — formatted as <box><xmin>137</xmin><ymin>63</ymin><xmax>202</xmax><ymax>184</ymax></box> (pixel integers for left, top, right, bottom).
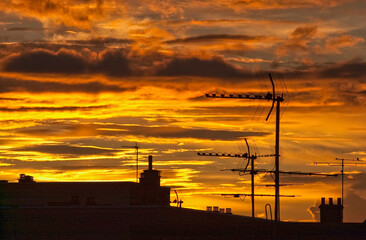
<box><xmin>1</xmin><ymin>48</ymin><xmax>132</xmax><ymax>76</ymax></box>
<box><xmin>156</xmin><ymin>57</ymin><xmax>252</xmax><ymax>78</ymax></box>
<box><xmin>16</xmin><ymin>121</ymin><xmax>270</xmax><ymax>141</ymax></box>
<box><xmin>92</xmin><ymin>49</ymin><xmax>132</xmax><ymax>76</ymax></box>
<box><xmin>259</xmin><ymin>172</ymin><xmax>339</xmax><ymax>185</ymax></box>
<box><xmin>2</xmin><ymin>48</ymin><xmax>88</xmax><ymax>73</ymax></box>
<box><xmin>0</xmin><ymin>105</ymin><xmax>108</xmax><ymax>112</ymax></box>
<box><xmin>290</xmin><ymin>25</ymin><xmax>317</xmax><ymax>40</ymax></box>
<box><xmin>318</xmin><ymin>58</ymin><xmax>366</xmax><ymax>79</ymax></box>
<box><xmin>0</xmin><ymin>158</ymin><xmax>123</xmax><ymax>170</ymax></box>
<box><xmin>165</xmin><ymin>34</ymin><xmax>271</xmax><ymax>44</ymax></box>
<box><xmin>276</xmin><ymin>25</ymin><xmax>317</xmax><ymax>55</ymax></box>
<box><xmin>0</xmin><ymin>76</ymin><xmax>133</xmax><ymax>93</ymax></box>
<box><xmin>117</xmin><ymin>125</ymin><xmax>269</xmax><ymax>141</ymax></box>
<box><xmin>4</xmin><ymin>27</ymin><xmax>45</xmax><ymax>31</ymax></box>
<box><xmin>14</xmin><ymin>144</ymin><xmax>119</xmax><ymax>156</ymax></box>
<box><xmin>67</xmin><ymin>37</ymin><xmax>133</xmax><ymax>46</ymax></box>
<box><xmin>344</xmin><ymin>190</ymin><xmax>366</xmax><ymax>222</ymax></box>
<box><xmin>349</xmin><ymin>172</ymin><xmax>366</xmax><ymax>191</ymax></box>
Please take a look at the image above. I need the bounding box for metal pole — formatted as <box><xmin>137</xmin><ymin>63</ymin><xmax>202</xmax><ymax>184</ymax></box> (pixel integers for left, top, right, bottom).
<box><xmin>245</xmin><ymin>138</ymin><xmax>255</xmax><ymax>219</ymax></box>
<box><xmin>275</xmin><ymin>98</ymin><xmax>280</xmax><ymax>222</ymax></box>
<box><xmin>251</xmin><ymin>155</ymin><xmax>255</xmax><ymax>219</ymax></box>
<box><xmin>136</xmin><ymin>146</ymin><xmax>139</xmax><ymax>183</ymax></box>
<box><xmin>341</xmin><ymin>158</ymin><xmax>344</xmax><ymax>205</ymax></box>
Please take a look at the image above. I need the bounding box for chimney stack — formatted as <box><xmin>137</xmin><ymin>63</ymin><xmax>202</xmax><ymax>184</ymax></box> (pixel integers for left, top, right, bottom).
<box><xmin>148</xmin><ymin>155</ymin><xmax>153</xmax><ymax>170</ymax></box>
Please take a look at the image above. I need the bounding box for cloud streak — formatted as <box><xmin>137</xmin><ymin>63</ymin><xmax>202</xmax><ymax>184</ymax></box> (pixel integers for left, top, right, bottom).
<box><xmin>1</xmin><ymin>48</ymin><xmax>132</xmax><ymax>76</ymax></box>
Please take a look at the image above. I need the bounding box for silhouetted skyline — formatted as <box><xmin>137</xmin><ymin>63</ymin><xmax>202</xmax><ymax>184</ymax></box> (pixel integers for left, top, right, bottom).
<box><xmin>0</xmin><ymin>0</ymin><xmax>365</xmax><ymax>222</ymax></box>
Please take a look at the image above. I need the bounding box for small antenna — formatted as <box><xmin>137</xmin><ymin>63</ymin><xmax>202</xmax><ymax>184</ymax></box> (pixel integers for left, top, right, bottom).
<box><xmin>122</xmin><ymin>142</ymin><xmax>139</xmax><ymax>183</ymax></box>
<box><xmin>198</xmin><ymin>138</ymin><xmax>275</xmax><ymax>219</ymax></box>
<box><xmin>315</xmin><ymin>157</ymin><xmax>365</xmax><ymax>206</ymax></box>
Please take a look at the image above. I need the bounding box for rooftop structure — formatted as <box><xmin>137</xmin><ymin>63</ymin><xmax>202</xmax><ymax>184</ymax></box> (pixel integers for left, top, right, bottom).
<box><xmin>319</xmin><ymin>197</ymin><xmax>344</xmax><ymax>224</ymax></box>
<box><xmin>0</xmin><ymin>155</ymin><xmax>170</xmax><ymax>207</ymax></box>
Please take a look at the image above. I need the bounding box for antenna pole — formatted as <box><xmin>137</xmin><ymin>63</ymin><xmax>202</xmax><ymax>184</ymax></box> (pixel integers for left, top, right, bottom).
<box><xmin>251</xmin><ymin>154</ymin><xmax>255</xmax><ymax>219</ymax></box>
<box><xmin>275</xmin><ymin>96</ymin><xmax>280</xmax><ymax>222</ymax></box>
<box><xmin>136</xmin><ymin>143</ymin><xmax>139</xmax><ymax>183</ymax></box>
<box><xmin>341</xmin><ymin>158</ymin><xmax>344</xmax><ymax>206</ymax></box>
<box><xmin>245</xmin><ymin>139</ymin><xmax>255</xmax><ymax>219</ymax></box>
<box><xmin>122</xmin><ymin>143</ymin><xmax>140</xmax><ymax>183</ymax></box>
<box><xmin>314</xmin><ymin>156</ymin><xmax>364</xmax><ymax>217</ymax></box>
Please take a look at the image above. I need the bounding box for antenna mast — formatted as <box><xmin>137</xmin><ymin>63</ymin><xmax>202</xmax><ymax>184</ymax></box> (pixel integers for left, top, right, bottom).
<box><xmin>122</xmin><ymin>142</ymin><xmax>139</xmax><ymax>183</ymax></box>
<box><xmin>205</xmin><ymin>73</ymin><xmax>284</xmax><ymax>221</ymax></box>
<box><xmin>315</xmin><ymin>157</ymin><xmax>365</xmax><ymax>206</ymax></box>
<box><xmin>198</xmin><ymin>139</ymin><xmax>275</xmax><ymax>219</ymax></box>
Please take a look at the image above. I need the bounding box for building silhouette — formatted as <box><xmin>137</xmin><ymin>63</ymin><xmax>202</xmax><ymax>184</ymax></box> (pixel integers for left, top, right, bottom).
<box><xmin>0</xmin><ymin>156</ymin><xmax>365</xmax><ymax>240</ymax></box>
<box><xmin>0</xmin><ymin>155</ymin><xmax>170</xmax><ymax>207</ymax></box>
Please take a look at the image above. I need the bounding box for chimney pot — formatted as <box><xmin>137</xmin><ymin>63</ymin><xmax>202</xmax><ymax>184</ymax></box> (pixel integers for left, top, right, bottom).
<box><xmin>329</xmin><ymin>198</ymin><xmax>333</xmax><ymax>205</ymax></box>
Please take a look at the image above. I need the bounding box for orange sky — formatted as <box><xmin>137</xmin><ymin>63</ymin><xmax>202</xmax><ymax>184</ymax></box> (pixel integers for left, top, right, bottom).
<box><xmin>0</xmin><ymin>0</ymin><xmax>365</xmax><ymax>222</ymax></box>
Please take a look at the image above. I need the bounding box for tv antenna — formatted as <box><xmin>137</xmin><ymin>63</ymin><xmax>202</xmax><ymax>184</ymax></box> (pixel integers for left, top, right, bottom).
<box><xmin>171</xmin><ymin>189</ymin><xmax>183</xmax><ymax>208</ymax></box>
<box><xmin>205</xmin><ymin>73</ymin><xmax>284</xmax><ymax>221</ymax></box>
<box><xmin>122</xmin><ymin>142</ymin><xmax>139</xmax><ymax>183</ymax></box>
<box><xmin>198</xmin><ymin>138</ymin><xmax>275</xmax><ymax>218</ymax></box>
<box><xmin>314</xmin><ymin>157</ymin><xmax>365</xmax><ymax>206</ymax></box>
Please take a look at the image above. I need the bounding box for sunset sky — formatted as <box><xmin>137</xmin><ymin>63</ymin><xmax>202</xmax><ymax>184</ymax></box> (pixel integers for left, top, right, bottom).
<box><xmin>0</xmin><ymin>0</ymin><xmax>365</xmax><ymax>222</ymax></box>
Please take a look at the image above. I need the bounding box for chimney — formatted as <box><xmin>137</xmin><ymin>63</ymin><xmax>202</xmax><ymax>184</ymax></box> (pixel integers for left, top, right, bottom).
<box><xmin>319</xmin><ymin>197</ymin><xmax>343</xmax><ymax>224</ymax></box>
<box><xmin>148</xmin><ymin>155</ymin><xmax>153</xmax><ymax>170</ymax></box>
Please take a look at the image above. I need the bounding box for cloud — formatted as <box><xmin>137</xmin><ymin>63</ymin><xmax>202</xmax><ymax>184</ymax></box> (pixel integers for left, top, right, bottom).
<box><xmin>1</xmin><ymin>48</ymin><xmax>132</xmax><ymax>76</ymax></box>
<box><xmin>307</xmin><ymin>201</ymin><xmax>320</xmax><ymax>221</ymax></box>
<box><xmin>67</xmin><ymin>37</ymin><xmax>134</xmax><ymax>46</ymax></box>
<box><xmin>92</xmin><ymin>49</ymin><xmax>132</xmax><ymax>76</ymax></box>
<box><xmin>0</xmin><ymin>105</ymin><xmax>108</xmax><ymax>112</ymax></box>
<box><xmin>16</xmin><ymin>121</ymin><xmax>270</xmax><ymax>141</ymax></box>
<box><xmin>2</xmin><ymin>48</ymin><xmax>88</xmax><ymax>74</ymax></box>
<box><xmin>276</xmin><ymin>25</ymin><xmax>317</xmax><ymax>57</ymax></box>
<box><xmin>165</xmin><ymin>34</ymin><xmax>273</xmax><ymax>44</ymax></box>
<box><xmin>318</xmin><ymin>58</ymin><xmax>366</xmax><ymax>79</ymax></box>
<box><xmin>227</xmin><ymin>0</ymin><xmax>348</xmax><ymax>9</ymax></box>
<box><xmin>322</xmin><ymin>35</ymin><xmax>364</xmax><ymax>54</ymax></box>
<box><xmin>156</xmin><ymin>57</ymin><xmax>251</xmax><ymax>78</ymax></box>
<box><xmin>0</xmin><ymin>0</ymin><xmax>107</xmax><ymax>29</ymax></box>
<box><xmin>344</xmin><ymin>190</ymin><xmax>366</xmax><ymax>222</ymax></box>
<box><xmin>0</xmin><ymin>158</ymin><xmax>124</xmax><ymax>170</ymax></box>
<box><xmin>14</xmin><ymin>144</ymin><xmax>119</xmax><ymax>157</ymax></box>
<box><xmin>119</xmin><ymin>125</ymin><xmax>269</xmax><ymax>141</ymax></box>
<box><xmin>0</xmin><ymin>76</ymin><xmax>133</xmax><ymax>93</ymax></box>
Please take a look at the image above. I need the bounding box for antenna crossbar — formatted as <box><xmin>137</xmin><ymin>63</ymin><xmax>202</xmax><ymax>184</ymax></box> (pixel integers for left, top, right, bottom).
<box><xmin>205</xmin><ymin>93</ymin><xmax>276</xmax><ymax>100</ymax></box>
<box><xmin>219</xmin><ymin>193</ymin><xmax>298</xmax><ymax>198</ymax></box>
<box><xmin>223</xmin><ymin>168</ymin><xmax>338</xmax><ymax>177</ymax></box>
<box><xmin>197</xmin><ymin>152</ymin><xmax>248</xmax><ymax>158</ymax></box>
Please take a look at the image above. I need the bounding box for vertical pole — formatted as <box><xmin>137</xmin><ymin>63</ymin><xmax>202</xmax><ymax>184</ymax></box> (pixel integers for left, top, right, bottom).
<box><xmin>251</xmin><ymin>155</ymin><xmax>255</xmax><ymax>219</ymax></box>
<box><xmin>341</xmin><ymin>158</ymin><xmax>344</xmax><ymax>205</ymax></box>
<box><xmin>245</xmin><ymin>138</ymin><xmax>255</xmax><ymax>219</ymax></box>
<box><xmin>136</xmin><ymin>146</ymin><xmax>139</xmax><ymax>183</ymax></box>
<box><xmin>275</xmin><ymin>98</ymin><xmax>280</xmax><ymax>222</ymax></box>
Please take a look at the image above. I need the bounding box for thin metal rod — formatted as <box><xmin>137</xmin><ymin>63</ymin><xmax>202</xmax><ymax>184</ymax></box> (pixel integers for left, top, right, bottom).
<box><xmin>136</xmin><ymin>145</ymin><xmax>139</xmax><ymax>183</ymax></box>
<box><xmin>275</xmin><ymin>97</ymin><xmax>280</xmax><ymax>222</ymax></box>
<box><xmin>341</xmin><ymin>158</ymin><xmax>344</xmax><ymax>206</ymax></box>
<box><xmin>245</xmin><ymin>139</ymin><xmax>255</xmax><ymax>219</ymax></box>
<box><xmin>251</xmin><ymin>155</ymin><xmax>255</xmax><ymax>219</ymax></box>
